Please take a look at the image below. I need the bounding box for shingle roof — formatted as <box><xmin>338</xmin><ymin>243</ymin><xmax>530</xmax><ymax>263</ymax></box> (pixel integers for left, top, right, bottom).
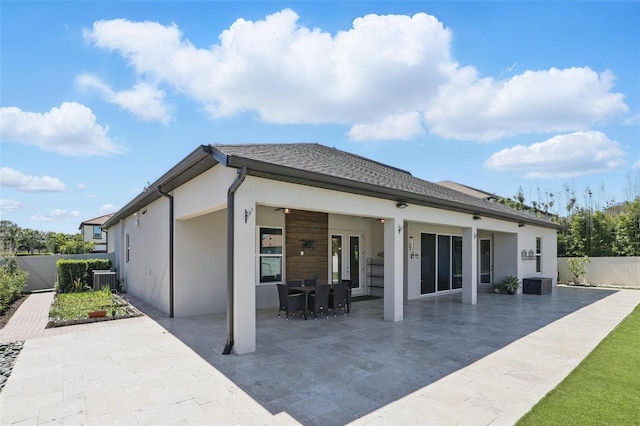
<box><xmin>103</xmin><ymin>143</ymin><xmax>562</xmax><ymax>230</ymax></box>
<box><xmin>79</xmin><ymin>214</ymin><xmax>113</xmax><ymax>229</ymax></box>
<box><xmin>436</xmin><ymin>181</ymin><xmax>498</xmax><ymax>200</ymax></box>
<box><xmin>212</xmin><ymin>143</ymin><xmax>561</xmax><ymax>228</ymax></box>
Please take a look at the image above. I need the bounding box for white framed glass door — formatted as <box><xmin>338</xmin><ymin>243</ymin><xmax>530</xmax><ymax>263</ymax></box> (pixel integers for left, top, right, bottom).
<box><xmin>330</xmin><ymin>232</ymin><xmax>364</xmax><ymax>296</ymax></box>
<box><xmin>479</xmin><ymin>238</ymin><xmax>492</xmax><ymax>284</ymax></box>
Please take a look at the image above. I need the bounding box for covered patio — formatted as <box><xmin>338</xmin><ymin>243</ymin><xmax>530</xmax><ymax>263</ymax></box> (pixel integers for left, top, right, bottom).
<box><xmin>130</xmin><ymin>285</ymin><xmax>628</xmax><ymax>425</ymax></box>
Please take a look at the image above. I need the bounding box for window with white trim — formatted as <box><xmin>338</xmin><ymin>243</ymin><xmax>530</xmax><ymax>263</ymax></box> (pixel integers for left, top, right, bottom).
<box><xmin>535</xmin><ymin>236</ymin><xmax>542</xmax><ymax>273</ymax></box>
<box><xmin>259</xmin><ymin>227</ymin><xmax>283</xmax><ymax>283</ymax></box>
<box><xmin>93</xmin><ymin>225</ymin><xmax>102</xmax><ymax>239</ymax></box>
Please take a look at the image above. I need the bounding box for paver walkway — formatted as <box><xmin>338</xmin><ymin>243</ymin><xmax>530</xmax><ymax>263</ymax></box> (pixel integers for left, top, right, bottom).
<box><xmin>0</xmin><ymin>287</ymin><xmax>638</xmax><ymax>425</ymax></box>
<box><xmin>0</xmin><ymin>291</ymin><xmax>55</xmax><ymax>342</ymax></box>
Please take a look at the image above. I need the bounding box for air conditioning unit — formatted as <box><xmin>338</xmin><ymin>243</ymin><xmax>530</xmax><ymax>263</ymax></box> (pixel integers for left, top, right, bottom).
<box><xmin>93</xmin><ymin>270</ymin><xmax>118</xmax><ymax>291</ymax></box>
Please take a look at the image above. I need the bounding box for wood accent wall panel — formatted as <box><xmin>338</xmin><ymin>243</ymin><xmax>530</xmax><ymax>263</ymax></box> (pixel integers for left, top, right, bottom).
<box><xmin>285</xmin><ymin>210</ymin><xmax>328</xmax><ymax>283</ymax></box>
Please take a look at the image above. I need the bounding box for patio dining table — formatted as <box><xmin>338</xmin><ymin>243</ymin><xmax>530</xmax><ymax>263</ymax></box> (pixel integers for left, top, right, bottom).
<box><xmin>289</xmin><ymin>285</ymin><xmax>317</xmax><ymax>315</ymax></box>
<box><xmin>289</xmin><ymin>284</ymin><xmax>351</xmax><ymax>316</ymax></box>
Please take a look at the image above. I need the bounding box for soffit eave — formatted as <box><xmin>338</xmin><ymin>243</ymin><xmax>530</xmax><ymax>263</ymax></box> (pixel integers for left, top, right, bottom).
<box><xmin>224</xmin><ymin>157</ymin><xmax>562</xmax><ymax>230</ymax></box>
<box><xmin>102</xmin><ymin>145</ymin><xmax>219</xmax><ymax>229</ymax></box>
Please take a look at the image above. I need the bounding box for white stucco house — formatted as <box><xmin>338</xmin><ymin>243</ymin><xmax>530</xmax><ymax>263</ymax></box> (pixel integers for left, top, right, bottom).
<box><xmin>103</xmin><ymin>143</ymin><xmax>561</xmax><ymax>355</ymax></box>
<box><xmin>79</xmin><ymin>214</ymin><xmax>113</xmax><ymax>253</ymax></box>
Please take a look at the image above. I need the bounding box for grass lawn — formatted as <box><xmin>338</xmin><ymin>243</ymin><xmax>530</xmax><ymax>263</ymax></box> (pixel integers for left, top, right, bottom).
<box><xmin>517</xmin><ymin>303</ymin><xmax>640</xmax><ymax>425</ymax></box>
<box><xmin>49</xmin><ymin>287</ymin><xmax>129</xmax><ymax>320</ymax></box>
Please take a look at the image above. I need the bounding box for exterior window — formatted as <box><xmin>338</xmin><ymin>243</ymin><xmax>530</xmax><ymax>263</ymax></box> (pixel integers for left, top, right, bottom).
<box><xmin>536</xmin><ymin>236</ymin><xmax>542</xmax><ymax>273</ymax></box>
<box><xmin>93</xmin><ymin>225</ymin><xmax>102</xmax><ymax>239</ymax></box>
<box><xmin>126</xmin><ymin>234</ymin><xmax>130</xmax><ymax>263</ymax></box>
<box><xmin>259</xmin><ymin>227</ymin><xmax>283</xmax><ymax>283</ymax></box>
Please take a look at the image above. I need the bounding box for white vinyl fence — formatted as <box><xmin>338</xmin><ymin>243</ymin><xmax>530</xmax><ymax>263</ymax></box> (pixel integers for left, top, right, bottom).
<box><xmin>558</xmin><ymin>257</ymin><xmax>640</xmax><ymax>288</ymax></box>
<box><xmin>1</xmin><ymin>253</ymin><xmax>114</xmax><ymax>292</ymax></box>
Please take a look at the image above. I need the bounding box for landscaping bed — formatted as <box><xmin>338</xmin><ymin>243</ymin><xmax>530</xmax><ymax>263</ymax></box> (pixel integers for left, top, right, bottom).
<box><xmin>46</xmin><ymin>288</ymin><xmax>142</xmax><ymax>328</ymax></box>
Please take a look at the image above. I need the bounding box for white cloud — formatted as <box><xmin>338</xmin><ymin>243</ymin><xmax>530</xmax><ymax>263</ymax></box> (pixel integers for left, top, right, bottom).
<box><xmin>31</xmin><ymin>209</ymin><xmax>81</xmax><ymax>222</ymax></box>
<box><xmin>426</xmin><ymin>68</ymin><xmax>629</xmax><ymax>141</ymax></box>
<box><xmin>484</xmin><ymin>131</ymin><xmax>627</xmax><ymax>179</ymax></box>
<box><xmin>77</xmin><ymin>183</ymin><xmax>87</xmax><ymax>190</ymax></box>
<box><xmin>632</xmin><ymin>160</ymin><xmax>640</xmax><ymax>170</ymax></box>
<box><xmin>622</xmin><ymin>111</ymin><xmax>640</xmax><ymax>126</ymax></box>
<box><xmin>77</xmin><ymin>73</ymin><xmax>170</xmax><ymax>123</ymax></box>
<box><xmin>0</xmin><ymin>199</ymin><xmax>25</xmax><ymax>214</ymax></box>
<box><xmin>83</xmin><ymin>11</ymin><xmax>453</xmax><ymax>140</ymax></box>
<box><xmin>0</xmin><ymin>102</ymin><xmax>123</xmax><ymax>156</ymax></box>
<box><xmin>83</xmin><ymin>11</ymin><xmax>629</xmax><ymax>142</ymax></box>
<box><xmin>98</xmin><ymin>204</ymin><xmax>119</xmax><ymax>214</ymax></box>
<box><xmin>348</xmin><ymin>112</ymin><xmax>424</xmax><ymax>141</ymax></box>
<box><xmin>0</xmin><ymin>167</ymin><xmax>67</xmax><ymax>192</ymax></box>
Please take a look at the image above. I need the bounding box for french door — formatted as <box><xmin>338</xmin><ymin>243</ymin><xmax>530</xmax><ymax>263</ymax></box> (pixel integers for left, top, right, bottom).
<box><xmin>330</xmin><ymin>233</ymin><xmax>364</xmax><ymax>296</ymax></box>
<box><xmin>479</xmin><ymin>238</ymin><xmax>492</xmax><ymax>284</ymax></box>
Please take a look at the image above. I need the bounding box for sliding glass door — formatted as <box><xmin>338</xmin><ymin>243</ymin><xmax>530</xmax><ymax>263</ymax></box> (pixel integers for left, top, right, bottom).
<box><xmin>421</xmin><ymin>233</ymin><xmax>463</xmax><ymax>295</ymax></box>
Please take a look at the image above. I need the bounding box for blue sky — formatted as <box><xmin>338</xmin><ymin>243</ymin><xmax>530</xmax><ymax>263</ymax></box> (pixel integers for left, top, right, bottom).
<box><xmin>1</xmin><ymin>1</ymin><xmax>639</xmax><ymax>235</ymax></box>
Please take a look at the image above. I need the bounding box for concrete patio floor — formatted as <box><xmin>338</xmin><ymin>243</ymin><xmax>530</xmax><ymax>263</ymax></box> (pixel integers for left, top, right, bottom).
<box><xmin>1</xmin><ymin>286</ymin><xmax>638</xmax><ymax>425</ymax></box>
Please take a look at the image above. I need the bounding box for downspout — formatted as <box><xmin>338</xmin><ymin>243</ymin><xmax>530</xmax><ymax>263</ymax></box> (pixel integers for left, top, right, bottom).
<box><xmin>157</xmin><ymin>186</ymin><xmax>175</xmax><ymax>318</ymax></box>
<box><xmin>223</xmin><ymin>166</ymin><xmax>247</xmax><ymax>355</ymax></box>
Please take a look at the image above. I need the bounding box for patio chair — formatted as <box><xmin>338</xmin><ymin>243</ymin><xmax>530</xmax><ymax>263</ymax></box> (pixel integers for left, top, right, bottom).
<box><xmin>308</xmin><ymin>284</ymin><xmax>330</xmax><ymax>319</ymax></box>
<box><xmin>342</xmin><ymin>279</ymin><xmax>353</xmax><ymax>313</ymax></box>
<box><xmin>328</xmin><ymin>282</ymin><xmax>348</xmax><ymax>316</ymax></box>
<box><xmin>277</xmin><ymin>284</ymin><xmax>306</xmax><ymax>320</ymax></box>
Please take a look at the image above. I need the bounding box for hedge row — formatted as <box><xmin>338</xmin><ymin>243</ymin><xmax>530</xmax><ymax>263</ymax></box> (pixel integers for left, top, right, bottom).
<box><xmin>0</xmin><ymin>258</ymin><xmax>28</xmax><ymax>314</ymax></box>
<box><xmin>56</xmin><ymin>258</ymin><xmax>112</xmax><ymax>293</ymax></box>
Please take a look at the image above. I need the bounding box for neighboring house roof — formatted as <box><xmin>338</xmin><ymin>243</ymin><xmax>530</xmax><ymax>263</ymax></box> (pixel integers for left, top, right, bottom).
<box><xmin>79</xmin><ymin>214</ymin><xmax>113</xmax><ymax>230</ymax></box>
<box><xmin>436</xmin><ymin>181</ymin><xmax>499</xmax><ymax>201</ymax></box>
<box><xmin>103</xmin><ymin>143</ymin><xmax>562</xmax><ymax>230</ymax></box>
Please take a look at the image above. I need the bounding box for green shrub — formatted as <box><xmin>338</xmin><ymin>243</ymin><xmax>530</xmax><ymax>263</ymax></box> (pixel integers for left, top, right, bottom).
<box><xmin>493</xmin><ymin>275</ymin><xmax>520</xmax><ymax>294</ymax></box>
<box><xmin>56</xmin><ymin>258</ymin><xmax>112</xmax><ymax>293</ymax></box>
<box><xmin>56</xmin><ymin>259</ymin><xmax>88</xmax><ymax>293</ymax></box>
<box><xmin>567</xmin><ymin>256</ymin><xmax>590</xmax><ymax>283</ymax></box>
<box><xmin>0</xmin><ymin>257</ymin><xmax>28</xmax><ymax>314</ymax></box>
<box><xmin>85</xmin><ymin>259</ymin><xmax>112</xmax><ymax>288</ymax></box>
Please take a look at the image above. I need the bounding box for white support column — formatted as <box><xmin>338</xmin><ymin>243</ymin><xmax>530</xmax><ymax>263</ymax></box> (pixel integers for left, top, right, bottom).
<box><xmin>383</xmin><ymin>218</ymin><xmax>403</xmax><ymax>321</ymax></box>
<box><xmin>232</xmin><ymin>199</ymin><xmax>256</xmax><ymax>354</ymax></box>
<box><xmin>462</xmin><ymin>226</ymin><xmax>478</xmax><ymax>305</ymax></box>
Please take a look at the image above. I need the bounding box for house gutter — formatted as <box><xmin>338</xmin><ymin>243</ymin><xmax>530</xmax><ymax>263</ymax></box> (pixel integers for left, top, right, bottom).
<box><xmin>157</xmin><ymin>186</ymin><xmax>175</xmax><ymax>318</ymax></box>
<box><xmin>222</xmin><ymin>166</ymin><xmax>247</xmax><ymax>355</ymax></box>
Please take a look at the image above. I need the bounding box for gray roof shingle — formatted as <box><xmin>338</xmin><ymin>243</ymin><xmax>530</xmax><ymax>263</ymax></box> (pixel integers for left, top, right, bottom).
<box><xmin>103</xmin><ymin>143</ymin><xmax>561</xmax><ymax>230</ymax></box>
<box><xmin>212</xmin><ymin>143</ymin><xmax>561</xmax><ymax>228</ymax></box>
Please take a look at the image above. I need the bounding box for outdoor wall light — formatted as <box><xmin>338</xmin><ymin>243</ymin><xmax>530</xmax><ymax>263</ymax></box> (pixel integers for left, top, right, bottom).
<box><xmin>377</xmin><ymin>218</ymin><xmax>385</xmax><ymax>224</ymax></box>
<box><xmin>283</xmin><ymin>208</ymin><xmax>291</xmax><ymax>214</ymax></box>
<box><xmin>408</xmin><ymin>236</ymin><xmax>414</xmax><ymax>252</ymax></box>
<box><xmin>396</xmin><ymin>201</ymin><xmax>408</xmax><ymax>209</ymax></box>
<box><xmin>398</xmin><ymin>225</ymin><xmax>403</xmax><ymax>234</ymax></box>
<box><xmin>473</xmin><ymin>215</ymin><xmax>482</xmax><ymax>220</ymax></box>
<box><xmin>244</xmin><ymin>208</ymin><xmax>253</xmax><ymax>223</ymax></box>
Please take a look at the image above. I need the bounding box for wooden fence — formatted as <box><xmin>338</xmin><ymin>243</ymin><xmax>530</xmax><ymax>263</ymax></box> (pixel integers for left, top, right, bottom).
<box><xmin>1</xmin><ymin>253</ymin><xmax>114</xmax><ymax>292</ymax></box>
<box><xmin>558</xmin><ymin>257</ymin><xmax>640</xmax><ymax>288</ymax></box>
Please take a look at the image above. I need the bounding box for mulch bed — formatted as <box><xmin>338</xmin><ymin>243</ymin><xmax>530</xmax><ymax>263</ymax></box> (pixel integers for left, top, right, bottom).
<box><xmin>0</xmin><ymin>295</ymin><xmax>28</xmax><ymax>330</ymax></box>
